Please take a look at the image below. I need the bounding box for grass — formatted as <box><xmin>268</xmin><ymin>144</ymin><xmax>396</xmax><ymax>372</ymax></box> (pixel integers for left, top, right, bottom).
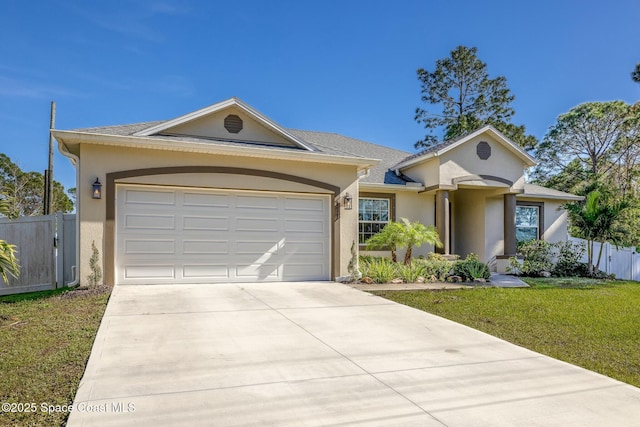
<box><xmin>0</xmin><ymin>286</ymin><xmax>110</xmax><ymax>426</ymax></box>
<box><xmin>372</xmin><ymin>277</ymin><xmax>640</xmax><ymax>388</ymax></box>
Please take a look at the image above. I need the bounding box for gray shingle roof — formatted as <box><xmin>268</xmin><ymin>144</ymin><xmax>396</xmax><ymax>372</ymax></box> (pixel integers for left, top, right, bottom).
<box><xmin>287</xmin><ymin>130</ymin><xmax>413</xmax><ymax>184</ymax></box>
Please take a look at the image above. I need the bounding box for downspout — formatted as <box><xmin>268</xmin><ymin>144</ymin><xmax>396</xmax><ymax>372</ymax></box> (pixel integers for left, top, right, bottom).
<box><xmin>358</xmin><ymin>168</ymin><xmax>371</xmax><ymax>180</ymax></box>
<box><xmin>56</xmin><ymin>140</ymin><xmax>80</xmax><ymax>287</ymax></box>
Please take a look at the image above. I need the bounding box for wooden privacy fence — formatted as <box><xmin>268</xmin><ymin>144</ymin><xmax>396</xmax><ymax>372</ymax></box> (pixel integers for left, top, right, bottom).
<box><xmin>0</xmin><ymin>213</ymin><xmax>76</xmax><ymax>296</ymax></box>
<box><xmin>568</xmin><ymin>237</ymin><xmax>640</xmax><ymax>281</ymax></box>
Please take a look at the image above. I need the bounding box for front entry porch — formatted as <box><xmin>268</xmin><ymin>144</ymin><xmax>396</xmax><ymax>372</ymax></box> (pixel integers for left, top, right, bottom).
<box><xmin>434</xmin><ymin>185</ymin><xmax>519</xmax><ymax>272</ymax></box>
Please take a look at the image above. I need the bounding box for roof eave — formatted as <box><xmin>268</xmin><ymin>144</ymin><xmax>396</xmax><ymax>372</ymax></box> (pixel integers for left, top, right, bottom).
<box><xmin>52</xmin><ymin>130</ymin><xmax>380</xmax><ymax>170</ymax></box>
<box><xmin>359</xmin><ymin>182</ymin><xmax>426</xmax><ymax>192</ymax></box>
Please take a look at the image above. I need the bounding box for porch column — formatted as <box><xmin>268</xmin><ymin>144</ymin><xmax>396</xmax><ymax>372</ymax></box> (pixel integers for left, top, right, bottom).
<box><xmin>503</xmin><ymin>193</ymin><xmax>517</xmax><ymax>256</ymax></box>
<box><xmin>435</xmin><ymin>190</ymin><xmax>450</xmax><ymax>255</ymax></box>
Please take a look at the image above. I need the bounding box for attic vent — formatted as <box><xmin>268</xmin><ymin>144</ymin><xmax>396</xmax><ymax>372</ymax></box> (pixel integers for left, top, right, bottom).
<box><xmin>476</xmin><ymin>141</ymin><xmax>491</xmax><ymax>160</ymax></box>
<box><xmin>224</xmin><ymin>114</ymin><xmax>243</xmax><ymax>134</ymax></box>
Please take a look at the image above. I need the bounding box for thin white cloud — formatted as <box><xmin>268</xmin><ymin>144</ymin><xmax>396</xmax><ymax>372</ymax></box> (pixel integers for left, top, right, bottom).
<box><xmin>0</xmin><ymin>76</ymin><xmax>75</xmax><ymax>99</ymax></box>
<box><xmin>150</xmin><ymin>1</ymin><xmax>190</xmax><ymax>15</ymax></box>
<box><xmin>144</xmin><ymin>75</ymin><xmax>195</xmax><ymax>97</ymax></box>
<box><xmin>61</xmin><ymin>1</ymin><xmax>190</xmax><ymax>42</ymax></box>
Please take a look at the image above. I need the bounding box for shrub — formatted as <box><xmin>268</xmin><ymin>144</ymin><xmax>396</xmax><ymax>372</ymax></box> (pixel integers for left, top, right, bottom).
<box><xmin>553</xmin><ymin>240</ymin><xmax>586</xmax><ymax>276</ymax></box>
<box><xmin>359</xmin><ymin>254</ymin><xmax>455</xmax><ymax>283</ymax></box>
<box><xmin>509</xmin><ymin>239</ymin><xmax>589</xmax><ymax>277</ymax></box>
<box><xmin>87</xmin><ymin>241</ymin><xmax>102</xmax><ymax>287</ymax></box>
<box><xmin>509</xmin><ymin>240</ymin><xmax>554</xmax><ymax>276</ymax></box>
<box><xmin>359</xmin><ymin>256</ymin><xmax>399</xmax><ymax>283</ymax></box>
<box><xmin>413</xmin><ymin>254</ymin><xmax>454</xmax><ymax>281</ymax></box>
<box><xmin>398</xmin><ymin>262</ymin><xmax>427</xmax><ymax>283</ymax></box>
<box><xmin>453</xmin><ymin>253</ymin><xmax>490</xmax><ymax>281</ymax></box>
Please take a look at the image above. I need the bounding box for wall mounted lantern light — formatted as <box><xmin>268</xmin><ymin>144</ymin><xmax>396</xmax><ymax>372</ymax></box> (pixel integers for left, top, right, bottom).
<box><xmin>92</xmin><ymin>178</ymin><xmax>102</xmax><ymax>199</ymax></box>
<box><xmin>343</xmin><ymin>193</ymin><xmax>353</xmax><ymax>210</ymax></box>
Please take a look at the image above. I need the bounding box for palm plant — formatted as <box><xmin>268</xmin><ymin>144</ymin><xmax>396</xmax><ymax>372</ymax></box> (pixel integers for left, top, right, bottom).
<box><xmin>565</xmin><ymin>190</ymin><xmax>629</xmax><ymax>275</ymax></box>
<box><xmin>365</xmin><ymin>218</ymin><xmax>442</xmax><ymax>265</ymax></box>
<box><xmin>399</xmin><ymin>218</ymin><xmax>442</xmax><ymax>264</ymax></box>
<box><xmin>0</xmin><ymin>197</ymin><xmax>20</xmax><ymax>283</ymax></box>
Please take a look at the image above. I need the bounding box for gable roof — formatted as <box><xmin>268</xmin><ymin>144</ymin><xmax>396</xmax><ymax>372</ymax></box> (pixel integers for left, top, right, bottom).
<box><xmin>133</xmin><ymin>97</ymin><xmax>317</xmax><ymax>151</ymax></box>
<box><xmin>393</xmin><ymin>125</ymin><xmax>537</xmax><ymax>170</ymax></box>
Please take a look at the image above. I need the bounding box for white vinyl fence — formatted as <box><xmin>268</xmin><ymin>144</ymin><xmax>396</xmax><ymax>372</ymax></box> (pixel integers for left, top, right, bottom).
<box><xmin>0</xmin><ymin>213</ymin><xmax>76</xmax><ymax>296</ymax></box>
<box><xmin>569</xmin><ymin>237</ymin><xmax>640</xmax><ymax>281</ymax></box>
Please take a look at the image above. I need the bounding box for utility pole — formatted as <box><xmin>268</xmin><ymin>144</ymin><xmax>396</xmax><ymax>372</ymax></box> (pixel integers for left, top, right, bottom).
<box><xmin>44</xmin><ymin>101</ymin><xmax>56</xmax><ymax>215</ymax></box>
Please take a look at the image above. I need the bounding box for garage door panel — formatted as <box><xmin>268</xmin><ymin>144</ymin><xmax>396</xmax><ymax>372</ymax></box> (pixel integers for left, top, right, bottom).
<box><xmin>236</xmin><ymin>263</ymin><xmax>279</xmax><ymax>279</ymax></box>
<box><xmin>284</xmin><ymin>218</ymin><xmax>325</xmax><ymax>233</ymax></box>
<box><xmin>182</xmin><ymin>240</ymin><xmax>229</xmax><ymax>254</ymax></box>
<box><xmin>284</xmin><ymin>197</ymin><xmax>325</xmax><ymax>212</ymax></box>
<box><xmin>235</xmin><ymin>217</ymin><xmax>279</xmax><ymax>232</ymax></box>
<box><xmin>124</xmin><ymin>239</ymin><xmax>176</xmax><ymax>254</ymax></box>
<box><xmin>236</xmin><ymin>240</ymin><xmax>280</xmax><ymax>255</ymax></box>
<box><xmin>283</xmin><ymin>241</ymin><xmax>325</xmax><ymax>255</ymax></box>
<box><xmin>124</xmin><ymin>214</ymin><xmax>176</xmax><ymax>230</ymax></box>
<box><xmin>116</xmin><ymin>185</ymin><xmax>330</xmax><ymax>284</ymax></box>
<box><xmin>182</xmin><ymin>192</ymin><xmax>230</xmax><ymax>208</ymax></box>
<box><xmin>182</xmin><ymin>264</ymin><xmax>229</xmax><ymax>279</ymax></box>
<box><xmin>182</xmin><ymin>216</ymin><xmax>229</xmax><ymax>231</ymax></box>
<box><xmin>236</xmin><ymin>195</ymin><xmax>279</xmax><ymax>210</ymax></box>
<box><xmin>124</xmin><ymin>189</ymin><xmax>175</xmax><ymax>205</ymax></box>
<box><xmin>283</xmin><ymin>263</ymin><xmax>325</xmax><ymax>280</ymax></box>
<box><xmin>124</xmin><ymin>264</ymin><xmax>175</xmax><ymax>279</ymax></box>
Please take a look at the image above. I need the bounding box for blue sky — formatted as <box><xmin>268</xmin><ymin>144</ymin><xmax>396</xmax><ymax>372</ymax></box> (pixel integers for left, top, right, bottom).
<box><xmin>1</xmin><ymin>0</ymin><xmax>639</xmax><ymax>194</ymax></box>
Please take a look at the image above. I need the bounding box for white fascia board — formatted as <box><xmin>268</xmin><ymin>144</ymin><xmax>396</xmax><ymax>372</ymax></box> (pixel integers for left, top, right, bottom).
<box><xmin>132</xmin><ymin>97</ymin><xmax>315</xmax><ymax>151</ymax></box>
<box><xmin>359</xmin><ymin>182</ymin><xmax>425</xmax><ymax>192</ymax></box>
<box><xmin>517</xmin><ymin>193</ymin><xmax>584</xmax><ymax>201</ymax></box>
<box><xmin>51</xmin><ymin>130</ymin><xmax>379</xmax><ymax>169</ymax></box>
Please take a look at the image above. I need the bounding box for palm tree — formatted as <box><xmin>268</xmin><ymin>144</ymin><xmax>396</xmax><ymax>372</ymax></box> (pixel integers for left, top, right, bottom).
<box><xmin>365</xmin><ymin>221</ymin><xmax>403</xmax><ymax>262</ymax></box>
<box><xmin>0</xmin><ymin>197</ymin><xmax>20</xmax><ymax>284</ymax></box>
<box><xmin>565</xmin><ymin>190</ymin><xmax>629</xmax><ymax>275</ymax></box>
<box><xmin>365</xmin><ymin>218</ymin><xmax>442</xmax><ymax>265</ymax></box>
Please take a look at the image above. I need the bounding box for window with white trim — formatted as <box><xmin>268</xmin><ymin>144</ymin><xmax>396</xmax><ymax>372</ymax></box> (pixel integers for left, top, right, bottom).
<box><xmin>358</xmin><ymin>197</ymin><xmax>391</xmax><ymax>244</ymax></box>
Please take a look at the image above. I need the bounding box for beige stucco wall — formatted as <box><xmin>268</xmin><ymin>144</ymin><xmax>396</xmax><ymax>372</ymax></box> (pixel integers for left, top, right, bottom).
<box><xmin>485</xmin><ymin>196</ymin><xmax>505</xmax><ymax>262</ymax></box>
<box><xmin>439</xmin><ymin>134</ymin><xmax>526</xmax><ymax>190</ymax></box>
<box><xmin>452</xmin><ymin>189</ymin><xmax>487</xmax><ymax>260</ymax></box>
<box><xmin>518</xmin><ymin>197</ymin><xmax>569</xmax><ymax>243</ymax></box>
<box><xmin>401</xmin><ymin>158</ymin><xmax>439</xmax><ymax>188</ymax></box>
<box><xmin>76</xmin><ymin>143</ymin><xmax>360</xmax><ymax>285</ymax></box>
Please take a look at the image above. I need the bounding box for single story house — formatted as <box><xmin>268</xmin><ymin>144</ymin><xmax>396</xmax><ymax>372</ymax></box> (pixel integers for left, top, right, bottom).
<box><xmin>53</xmin><ymin>97</ymin><xmax>581</xmax><ymax>285</ymax></box>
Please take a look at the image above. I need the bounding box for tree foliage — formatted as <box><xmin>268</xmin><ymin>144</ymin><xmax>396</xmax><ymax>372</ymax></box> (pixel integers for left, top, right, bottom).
<box><xmin>632</xmin><ymin>63</ymin><xmax>640</xmax><ymax>83</ymax></box>
<box><xmin>365</xmin><ymin>218</ymin><xmax>442</xmax><ymax>264</ymax></box>
<box><xmin>0</xmin><ymin>198</ymin><xmax>20</xmax><ymax>284</ymax></box>
<box><xmin>414</xmin><ymin>45</ymin><xmax>537</xmax><ymax>150</ymax></box>
<box><xmin>0</xmin><ymin>154</ymin><xmax>73</xmax><ymax>217</ymax></box>
<box><xmin>533</xmin><ymin>101</ymin><xmax>640</xmax><ymax>247</ymax></box>
<box><xmin>534</xmin><ymin>101</ymin><xmax>639</xmax><ymax>184</ymax></box>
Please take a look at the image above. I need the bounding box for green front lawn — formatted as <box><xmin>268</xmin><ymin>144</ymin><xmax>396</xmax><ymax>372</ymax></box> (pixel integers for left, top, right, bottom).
<box><xmin>372</xmin><ymin>278</ymin><xmax>640</xmax><ymax>388</ymax></box>
<box><xmin>0</xmin><ymin>287</ymin><xmax>110</xmax><ymax>426</ymax></box>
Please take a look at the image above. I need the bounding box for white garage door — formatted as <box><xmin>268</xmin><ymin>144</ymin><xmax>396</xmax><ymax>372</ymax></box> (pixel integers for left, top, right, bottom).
<box><xmin>116</xmin><ymin>185</ymin><xmax>331</xmax><ymax>284</ymax></box>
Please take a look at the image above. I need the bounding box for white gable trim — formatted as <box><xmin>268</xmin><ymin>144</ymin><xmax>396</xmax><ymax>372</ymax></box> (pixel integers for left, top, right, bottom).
<box><xmin>132</xmin><ymin>97</ymin><xmax>316</xmax><ymax>151</ymax></box>
<box><xmin>395</xmin><ymin>125</ymin><xmax>537</xmax><ymax>170</ymax></box>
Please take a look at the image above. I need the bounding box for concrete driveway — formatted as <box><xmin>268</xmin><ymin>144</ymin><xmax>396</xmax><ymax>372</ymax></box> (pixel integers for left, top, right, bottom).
<box><xmin>68</xmin><ymin>282</ymin><xmax>640</xmax><ymax>426</ymax></box>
